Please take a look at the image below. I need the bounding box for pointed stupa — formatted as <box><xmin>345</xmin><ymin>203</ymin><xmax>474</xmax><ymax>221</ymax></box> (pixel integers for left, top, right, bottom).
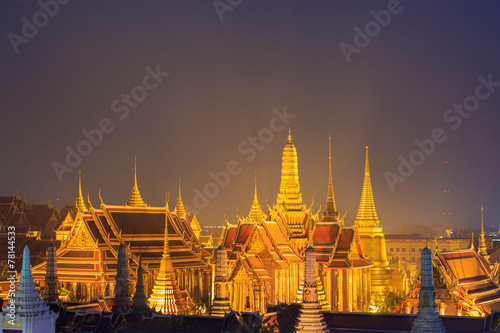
<box><xmin>277</xmin><ymin>129</ymin><xmax>303</xmax><ymax>212</ymax></box>
<box><xmin>76</xmin><ymin>170</ymin><xmax>87</xmax><ymax>213</ymax></box>
<box><xmin>294</xmin><ymin>247</ymin><xmax>328</xmax><ymax>333</ymax></box>
<box><xmin>1</xmin><ymin>245</ymin><xmax>58</xmax><ymax>332</ymax></box>
<box><xmin>131</xmin><ymin>257</ymin><xmax>151</xmax><ymax>317</ymax></box>
<box><xmin>247</xmin><ymin>172</ymin><xmax>264</xmax><ymax>222</ymax></box>
<box><xmin>355</xmin><ymin>146</ymin><xmax>391</xmax><ymax>296</ymax></box>
<box><xmin>322</xmin><ymin>134</ymin><xmax>339</xmax><ymax>222</ymax></box>
<box><xmin>126</xmin><ymin>157</ymin><xmax>147</xmax><ymax>207</ymax></box>
<box><xmin>175</xmin><ymin>178</ymin><xmax>187</xmax><ymax>218</ymax></box>
<box><xmin>355</xmin><ymin>146</ymin><xmax>379</xmax><ymax>228</ymax></box>
<box><xmin>410</xmin><ymin>245</ymin><xmax>446</xmax><ymax>333</ymax></box>
<box><xmin>43</xmin><ymin>242</ymin><xmax>59</xmax><ymax>302</ymax></box>
<box><xmin>148</xmin><ymin>203</ymin><xmax>187</xmax><ymax>314</ymax></box>
<box><xmin>479</xmin><ymin>206</ymin><xmax>489</xmax><ymax>261</ymax></box>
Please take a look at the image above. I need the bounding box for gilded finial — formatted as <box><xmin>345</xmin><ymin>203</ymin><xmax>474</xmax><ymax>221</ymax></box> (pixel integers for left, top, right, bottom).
<box><xmin>178</xmin><ymin>178</ymin><xmax>182</xmax><ymax>201</ymax></box>
<box><xmin>175</xmin><ymin>179</ymin><xmax>187</xmax><ymax>217</ymax></box>
<box><xmin>134</xmin><ymin>156</ymin><xmax>137</xmax><ymax>187</ymax></box>
<box><xmin>426</xmin><ymin>239</ymin><xmax>429</xmax><ymax>249</ymax></box>
<box><xmin>126</xmin><ymin>157</ymin><xmax>147</xmax><ymax>207</ymax></box>
<box><xmin>481</xmin><ymin>205</ymin><xmax>484</xmax><ymax>232</ymax></box>
<box><xmin>247</xmin><ymin>172</ymin><xmax>264</xmax><ymax>222</ymax></box>
<box><xmin>288</xmin><ymin>128</ymin><xmax>292</xmax><ymax>143</ymax></box>
<box><xmin>76</xmin><ymin>170</ymin><xmax>88</xmax><ymax>212</ymax></box>
<box><xmin>323</xmin><ymin>133</ymin><xmax>338</xmax><ymax>221</ymax></box>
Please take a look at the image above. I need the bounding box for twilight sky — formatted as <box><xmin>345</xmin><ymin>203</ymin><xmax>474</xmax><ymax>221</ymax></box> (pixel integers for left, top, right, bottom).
<box><xmin>1</xmin><ymin>1</ymin><xmax>499</xmax><ymax>234</ymax></box>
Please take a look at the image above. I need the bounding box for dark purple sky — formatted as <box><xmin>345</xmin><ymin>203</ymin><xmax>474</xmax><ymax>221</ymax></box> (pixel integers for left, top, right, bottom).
<box><xmin>1</xmin><ymin>1</ymin><xmax>499</xmax><ymax>234</ymax></box>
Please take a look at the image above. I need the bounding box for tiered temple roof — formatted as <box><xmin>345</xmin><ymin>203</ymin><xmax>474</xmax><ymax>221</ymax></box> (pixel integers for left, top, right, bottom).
<box><xmin>433</xmin><ymin>244</ymin><xmax>500</xmax><ymax>314</ymax></box>
<box><xmin>32</xmin><ymin>171</ymin><xmax>212</xmax><ymax>290</ymax></box>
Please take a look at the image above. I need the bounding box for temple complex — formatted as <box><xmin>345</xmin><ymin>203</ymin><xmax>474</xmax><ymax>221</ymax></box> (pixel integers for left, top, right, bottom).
<box><xmin>30</xmin><ymin>160</ymin><xmax>213</xmax><ymax>311</ymax></box>
<box><xmin>220</xmin><ymin>132</ymin><xmax>375</xmax><ymax>313</ymax></box>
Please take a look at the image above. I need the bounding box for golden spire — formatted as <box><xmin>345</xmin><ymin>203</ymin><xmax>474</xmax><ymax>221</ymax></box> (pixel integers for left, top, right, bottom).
<box><xmin>148</xmin><ymin>200</ymin><xmax>186</xmax><ymax>314</ymax></box>
<box><xmin>277</xmin><ymin>129</ymin><xmax>303</xmax><ymax>212</ymax></box>
<box><xmin>126</xmin><ymin>157</ymin><xmax>147</xmax><ymax>207</ymax></box>
<box><xmin>479</xmin><ymin>205</ymin><xmax>489</xmax><ymax>260</ymax></box>
<box><xmin>323</xmin><ymin>134</ymin><xmax>339</xmax><ymax>221</ymax></box>
<box><xmin>76</xmin><ymin>170</ymin><xmax>88</xmax><ymax>213</ymax></box>
<box><xmin>355</xmin><ymin>146</ymin><xmax>379</xmax><ymax>228</ymax></box>
<box><xmin>248</xmin><ymin>172</ymin><xmax>264</xmax><ymax>222</ymax></box>
<box><xmin>175</xmin><ymin>178</ymin><xmax>187</xmax><ymax>218</ymax></box>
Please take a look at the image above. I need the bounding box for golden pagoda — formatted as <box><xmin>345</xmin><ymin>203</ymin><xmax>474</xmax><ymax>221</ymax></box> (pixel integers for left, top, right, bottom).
<box><xmin>126</xmin><ymin>157</ymin><xmax>147</xmax><ymax>207</ymax></box>
<box><xmin>148</xmin><ymin>201</ymin><xmax>187</xmax><ymax>314</ymax></box>
<box><xmin>276</xmin><ymin>129</ymin><xmax>307</xmax><ymax>244</ymax></box>
<box><xmin>355</xmin><ymin>146</ymin><xmax>391</xmax><ymax>296</ymax></box>
<box><xmin>75</xmin><ymin>170</ymin><xmax>87</xmax><ymax>213</ymax></box>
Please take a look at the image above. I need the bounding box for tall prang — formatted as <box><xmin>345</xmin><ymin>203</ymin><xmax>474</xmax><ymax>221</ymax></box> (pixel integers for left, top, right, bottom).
<box><xmin>355</xmin><ymin>146</ymin><xmax>391</xmax><ymax>296</ymax></box>
<box><xmin>276</xmin><ymin>129</ymin><xmax>306</xmax><ymax>238</ymax></box>
<box><xmin>126</xmin><ymin>157</ymin><xmax>147</xmax><ymax>207</ymax></box>
<box><xmin>211</xmin><ymin>245</ymin><xmax>231</xmax><ymax>316</ymax></box>
<box><xmin>322</xmin><ymin>134</ymin><xmax>339</xmax><ymax>222</ymax></box>
<box><xmin>148</xmin><ymin>203</ymin><xmax>187</xmax><ymax>314</ymax></box>
<box><xmin>1</xmin><ymin>245</ymin><xmax>58</xmax><ymax>333</ymax></box>
<box><xmin>294</xmin><ymin>247</ymin><xmax>328</xmax><ymax>333</ymax></box>
<box><xmin>410</xmin><ymin>244</ymin><xmax>446</xmax><ymax>333</ymax></box>
<box><xmin>113</xmin><ymin>243</ymin><xmax>131</xmax><ymax>311</ymax></box>
<box><xmin>43</xmin><ymin>242</ymin><xmax>59</xmax><ymax>302</ymax></box>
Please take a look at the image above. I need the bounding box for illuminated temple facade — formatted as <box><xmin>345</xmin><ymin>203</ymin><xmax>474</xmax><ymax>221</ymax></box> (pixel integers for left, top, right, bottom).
<box><xmin>13</xmin><ymin>131</ymin><xmax>405</xmax><ymax>316</ymax></box>
<box><xmin>219</xmin><ymin>131</ymin><xmax>403</xmax><ymax>313</ymax></box>
<box><xmin>31</xmin><ymin>161</ymin><xmax>212</xmax><ymax>313</ymax></box>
